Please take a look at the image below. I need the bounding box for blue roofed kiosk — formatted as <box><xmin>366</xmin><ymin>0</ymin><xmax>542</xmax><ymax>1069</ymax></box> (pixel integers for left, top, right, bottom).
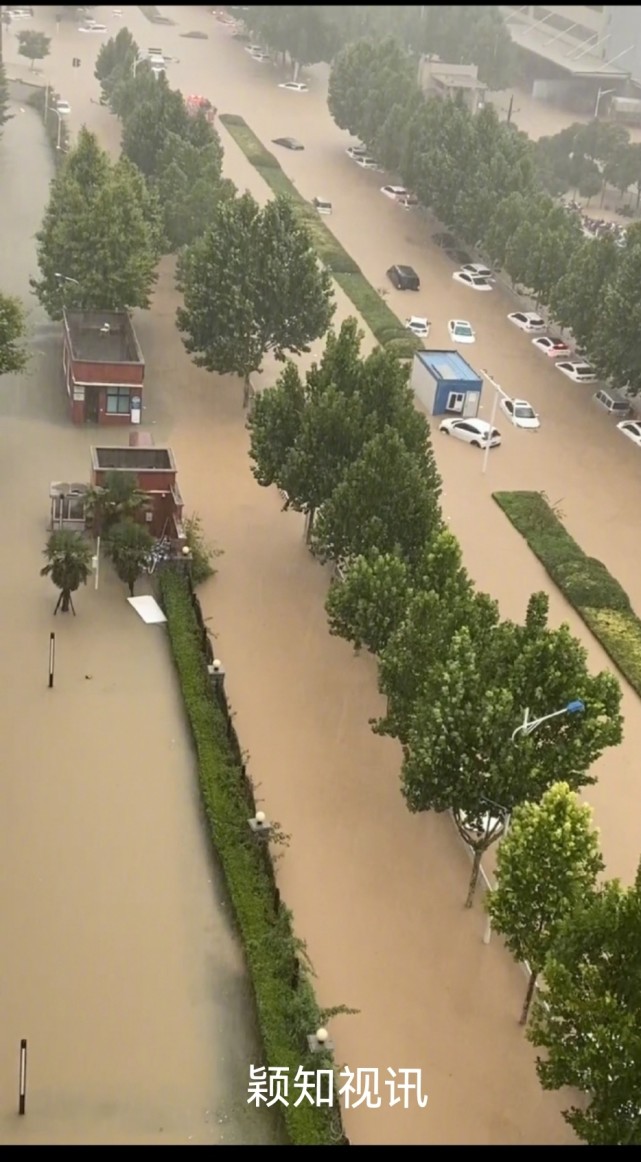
<box><xmin>410</xmin><ymin>350</ymin><xmax>484</xmax><ymax>419</ymax></box>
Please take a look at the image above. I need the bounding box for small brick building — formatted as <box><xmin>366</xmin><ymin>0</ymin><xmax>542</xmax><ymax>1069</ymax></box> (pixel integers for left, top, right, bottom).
<box><xmin>90</xmin><ymin>445</ymin><xmax>185</xmax><ymax>540</ymax></box>
<box><xmin>62</xmin><ymin>309</ymin><xmax>145</xmax><ymax>425</ymax></box>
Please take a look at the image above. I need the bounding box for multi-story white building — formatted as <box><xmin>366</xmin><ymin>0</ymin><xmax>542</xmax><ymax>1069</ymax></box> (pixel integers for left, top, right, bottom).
<box><xmin>501</xmin><ymin>6</ymin><xmax>641</xmax><ymax>110</ymax></box>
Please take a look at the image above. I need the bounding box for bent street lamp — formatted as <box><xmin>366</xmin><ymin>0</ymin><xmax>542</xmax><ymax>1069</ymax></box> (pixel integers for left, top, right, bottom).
<box><xmin>511</xmin><ymin>699</ymin><xmax>585</xmax><ymax>742</ymax></box>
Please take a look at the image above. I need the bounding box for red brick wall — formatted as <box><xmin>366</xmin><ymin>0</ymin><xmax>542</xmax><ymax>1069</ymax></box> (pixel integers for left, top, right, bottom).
<box><xmin>70</xmin><ymin>358</ymin><xmax>144</xmax><ymax>386</ymax></box>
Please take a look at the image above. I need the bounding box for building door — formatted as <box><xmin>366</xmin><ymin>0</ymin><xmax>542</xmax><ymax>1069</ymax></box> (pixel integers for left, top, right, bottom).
<box><xmin>446</xmin><ymin>391</ymin><xmax>465</xmax><ymax>413</ymax></box>
<box><xmin>85</xmin><ymin>389</ymin><xmax>100</xmax><ymax>423</ymax></box>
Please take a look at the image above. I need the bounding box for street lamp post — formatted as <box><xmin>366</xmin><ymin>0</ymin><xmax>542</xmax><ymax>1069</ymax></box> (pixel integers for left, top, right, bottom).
<box><xmin>51</xmin><ymin>107</ymin><xmax>63</xmax><ymax>150</ymax></box>
<box><xmin>594</xmin><ymin>87</ymin><xmax>616</xmax><ymax>119</ymax></box>
<box><xmin>511</xmin><ymin>699</ymin><xmax>585</xmax><ymax>741</ymax></box>
<box><xmin>480</xmin><ymin>369</ymin><xmax>508</xmax><ymax>475</ymax></box>
<box><xmin>480</xmin><ymin>697</ymin><xmax>585</xmax><ymax>943</ymax></box>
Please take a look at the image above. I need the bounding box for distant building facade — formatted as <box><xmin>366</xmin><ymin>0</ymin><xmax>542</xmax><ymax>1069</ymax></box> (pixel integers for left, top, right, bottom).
<box><xmin>418</xmin><ymin>57</ymin><xmax>487</xmax><ymax>115</ymax></box>
<box><xmin>501</xmin><ymin>5</ymin><xmax>641</xmax><ymax>110</ymax></box>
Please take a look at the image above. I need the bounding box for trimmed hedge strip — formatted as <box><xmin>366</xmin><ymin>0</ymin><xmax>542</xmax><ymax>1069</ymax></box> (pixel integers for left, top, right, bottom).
<box><xmin>158</xmin><ymin>571</ymin><xmax>346</xmax><ymax>1146</ymax></box>
<box><xmin>494</xmin><ymin>490</ymin><xmax>641</xmax><ymax>696</ymax></box>
<box><xmin>219</xmin><ymin>113</ymin><xmax>420</xmax><ymax>360</ymax></box>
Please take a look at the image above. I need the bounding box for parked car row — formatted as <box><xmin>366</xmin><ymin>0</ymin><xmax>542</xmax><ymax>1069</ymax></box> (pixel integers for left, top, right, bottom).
<box><xmin>343</xmin><ymin>132</ymin><xmax>641</xmax><ymax>454</ymax></box>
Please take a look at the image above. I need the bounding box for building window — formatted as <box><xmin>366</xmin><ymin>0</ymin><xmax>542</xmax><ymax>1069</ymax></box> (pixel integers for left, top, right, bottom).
<box><xmin>106</xmin><ymin>387</ymin><xmax>131</xmax><ymax>415</ymax></box>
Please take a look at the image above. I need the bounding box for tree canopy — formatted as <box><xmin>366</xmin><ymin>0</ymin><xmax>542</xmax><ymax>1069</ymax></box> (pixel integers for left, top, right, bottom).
<box><xmin>153</xmin><ymin>131</ymin><xmax>232</xmax><ymax>250</ymax></box>
<box><xmin>177</xmin><ymin>191</ymin><xmax>334</xmax><ymax>405</ymax></box>
<box><xmin>528</xmin><ymin>861</ymin><xmax>641</xmax><ymax>1145</ymax></box>
<box><xmin>0</xmin><ymin>292</ymin><xmax>27</xmax><ymax>375</ymax></box>
<box><xmin>17</xmin><ymin>29</ymin><xmax>50</xmax><ymax>70</ymax></box>
<box><xmin>380</xmin><ymin>591</ymin><xmax>621</xmax><ymax>905</ymax></box>
<box><xmin>31</xmin><ymin>128</ymin><xmax>162</xmax><ymax>319</ymax></box>
<box><xmin>312</xmin><ymin>426</ymin><xmax>442</xmax><ymax>567</ymax></box>
<box><xmin>488</xmin><ymin>782</ymin><xmax>603</xmax><ymax>1024</ymax></box>
<box><xmin>248</xmin><ymin>317</ymin><xmax>429</xmax><ymax>532</ymax></box>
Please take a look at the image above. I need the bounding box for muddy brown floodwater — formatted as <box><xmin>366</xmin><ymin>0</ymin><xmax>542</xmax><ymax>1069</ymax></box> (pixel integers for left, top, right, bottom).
<box><xmin>4</xmin><ymin>3</ymin><xmax>639</xmax><ymax>1144</ymax></box>
<box><xmin>0</xmin><ymin>78</ymin><xmax>282</xmax><ymax>1148</ymax></box>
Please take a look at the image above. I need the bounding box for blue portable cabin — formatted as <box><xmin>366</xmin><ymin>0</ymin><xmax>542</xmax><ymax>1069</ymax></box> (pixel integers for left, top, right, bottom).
<box><xmin>410</xmin><ymin>350</ymin><xmax>483</xmax><ymax>418</ymax></box>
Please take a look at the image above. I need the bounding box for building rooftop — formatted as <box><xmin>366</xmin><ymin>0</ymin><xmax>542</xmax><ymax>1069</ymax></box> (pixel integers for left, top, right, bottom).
<box><xmin>64</xmin><ymin>310</ymin><xmax>144</xmax><ymax>365</ymax></box>
<box><xmin>432</xmin><ymin>73</ymin><xmax>488</xmax><ymax>91</ymax></box>
<box><xmin>92</xmin><ymin>446</ymin><xmax>175</xmax><ymax>473</ymax></box>
<box><xmin>503</xmin><ymin>11</ymin><xmax>630</xmax><ymax>79</ymax></box>
<box><xmin>417</xmin><ymin>350</ymin><xmax>483</xmax><ymax>384</ymax></box>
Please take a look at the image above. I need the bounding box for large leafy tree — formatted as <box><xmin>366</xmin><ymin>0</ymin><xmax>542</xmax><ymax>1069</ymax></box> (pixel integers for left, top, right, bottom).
<box><xmin>177</xmin><ymin>192</ymin><xmax>334</xmax><ymax>407</ymax></box>
<box><xmin>550</xmin><ymin>235</ymin><xmax>620</xmax><ymax>352</ymax></box>
<box><xmin>506</xmin><ymin>196</ymin><xmax>583</xmax><ymax>301</ymax></box>
<box><xmin>153</xmin><ymin>132</ymin><xmax>233</xmax><ymax>251</ymax></box>
<box><xmin>328</xmin><ymin>38</ymin><xmax>415</xmax><ymax>147</ymax></box>
<box><xmin>528</xmin><ymin>862</ymin><xmax>641</xmax><ymax>1145</ymax></box>
<box><xmin>488</xmin><ymin>782</ymin><xmax>603</xmax><ymax>1025</ymax></box>
<box><xmin>593</xmin><ymin>226</ymin><xmax>641</xmax><ymax>393</ymax></box>
<box><xmin>17</xmin><ymin>29</ymin><xmax>50</xmax><ymax>71</ymax></box>
<box><xmin>312</xmin><ymin>427</ymin><xmax>441</xmax><ymax>567</ymax></box>
<box><xmin>0</xmin><ymin>292</ymin><xmax>27</xmax><ymax>375</ymax></box>
<box><xmin>120</xmin><ymin>75</ymin><xmax>192</xmax><ymax>177</ymax></box>
<box><xmin>384</xmin><ymin>592</ymin><xmax>622</xmax><ymax>906</ymax></box>
<box><xmin>94</xmin><ymin>26</ymin><xmax>138</xmax><ymax>99</ymax></box>
<box><xmin>246</xmin><ymin>6</ymin><xmax>338</xmax><ymax>75</ymax></box>
<box><xmin>248</xmin><ymin>318</ymin><xmax>427</xmax><ymax>533</ymax></box>
<box><xmin>41</xmin><ymin>530</ymin><xmax>93</xmax><ymax>615</ymax></box>
<box><xmin>31</xmin><ymin>128</ymin><xmax>162</xmax><ymax>319</ymax></box>
<box><xmin>325</xmin><ymin>528</ymin><xmax>465</xmax><ymax>657</ymax></box>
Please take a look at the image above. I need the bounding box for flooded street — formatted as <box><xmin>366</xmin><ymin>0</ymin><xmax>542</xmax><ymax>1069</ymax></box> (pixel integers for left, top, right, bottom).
<box><xmin>2</xmin><ymin>3</ymin><xmax>639</xmax><ymax>1144</ymax></box>
<box><xmin>0</xmin><ymin>96</ymin><xmax>280</xmax><ymax>1145</ymax></box>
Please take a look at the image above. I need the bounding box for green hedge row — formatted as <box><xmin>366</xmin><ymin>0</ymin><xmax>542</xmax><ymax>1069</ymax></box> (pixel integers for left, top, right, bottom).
<box><xmin>158</xmin><ymin>571</ymin><xmax>347</xmax><ymax>1146</ymax></box>
<box><xmin>494</xmin><ymin>490</ymin><xmax>641</xmax><ymax>696</ymax></box>
<box><xmin>219</xmin><ymin>113</ymin><xmax>420</xmax><ymax>360</ymax></box>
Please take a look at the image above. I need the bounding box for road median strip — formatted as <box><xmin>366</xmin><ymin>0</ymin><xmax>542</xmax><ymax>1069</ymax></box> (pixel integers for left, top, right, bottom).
<box><xmin>158</xmin><ymin>570</ymin><xmax>348</xmax><ymax>1147</ymax></box>
<box><xmin>494</xmin><ymin>490</ymin><xmax>641</xmax><ymax>697</ymax></box>
<box><xmin>219</xmin><ymin>113</ymin><xmax>419</xmax><ymax>359</ymax></box>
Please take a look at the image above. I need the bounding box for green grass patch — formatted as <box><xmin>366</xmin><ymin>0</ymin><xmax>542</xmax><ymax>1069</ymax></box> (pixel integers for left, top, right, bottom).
<box><xmin>158</xmin><ymin>571</ymin><xmax>347</xmax><ymax>1146</ymax></box>
<box><xmin>494</xmin><ymin>490</ymin><xmax>641</xmax><ymax>696</ymax></box>
<box><xmin>220</xmin><ymin>113</ymin><xmax>420</xmax><ymax>358</ymax></box>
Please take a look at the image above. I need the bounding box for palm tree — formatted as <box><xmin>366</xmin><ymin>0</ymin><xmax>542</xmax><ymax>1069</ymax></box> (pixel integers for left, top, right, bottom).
<box><xmin>106</xmin><ymin>519</ymin><xmax>154</xmax><ymax>597</ymax></box>
<box><xmin>41</xmin><ymin>530</ymin><xmax>93</xmax><ymax>614</ymax></box>
<box><xmin>84</xmin><ymin>471</ymin><xmax>146</xmax><ymax>535</ymax></box>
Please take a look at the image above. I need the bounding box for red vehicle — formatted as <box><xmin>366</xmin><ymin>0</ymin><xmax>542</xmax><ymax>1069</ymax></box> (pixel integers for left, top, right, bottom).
<box><xmin>186</xmin><ymin>94</ymin><xmax>217</xmax><ymax>122</ymax></box>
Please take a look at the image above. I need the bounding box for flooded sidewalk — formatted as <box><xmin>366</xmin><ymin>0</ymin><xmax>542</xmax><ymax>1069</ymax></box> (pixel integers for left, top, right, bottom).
<box><xmin>0</xmin><ymin>105</ymin><xmax>280</xmax><ymax>1145</ymax></box>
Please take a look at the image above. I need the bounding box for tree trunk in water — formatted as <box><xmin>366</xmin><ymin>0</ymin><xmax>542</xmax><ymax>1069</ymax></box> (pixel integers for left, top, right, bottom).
<box><xmin>293</xmin><ymin>60</ymin><xmax>300</xmax><ymax>81</ymax></box>
<box><xmin>128</xmin><ymin>580</ymin><xmax>135</xmax><ymax>597</ymax></box>
<box><xmin>242</xmin><ymin>375</ymin><xmax>252</xmax><ymax>409</ymax></box>
<box><xmin>465</xmin><ymin>848</ymin><xmax>483</xmax><ymax>908</ymax></box>
<box><xmin>61</xmin><ymin>589</ymin><xmax>71</xmax><ymax>613</ymax></box>
<box><xmin>520</xmin><ymin>971</ymin><xmax>538</xmax><ymax>1025</ymax></box>
<box><xmin>304</xmin><ymin>508</ymin><xmax>315</xmax><ymax>544</ymax></box>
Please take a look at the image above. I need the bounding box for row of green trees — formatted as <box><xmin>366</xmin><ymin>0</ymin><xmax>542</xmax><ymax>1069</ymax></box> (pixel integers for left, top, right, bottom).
<box><xmin>329</xmin><ymin>39</ymin><xmax>641</xmax><ymax>393</ymax></box>
<box><xmin>248</xmin><ymin>315</ymin><xmax>640</xmax><ymax>1144</ymax></box>
<box><xmin>241</xmin><ymin>5</ymin><xmax>515</xmax><ymax>90</ymax></box>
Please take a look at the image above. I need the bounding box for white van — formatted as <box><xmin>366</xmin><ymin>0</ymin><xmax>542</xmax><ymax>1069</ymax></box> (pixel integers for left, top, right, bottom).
<box><xmin>593</xmin><ymin>388</ymin><xmax>631</xmax><ymax>416</ymax></box>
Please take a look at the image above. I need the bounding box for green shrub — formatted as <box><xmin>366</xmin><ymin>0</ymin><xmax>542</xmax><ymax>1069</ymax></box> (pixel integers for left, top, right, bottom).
<box><xmin>158</xmin><ymin>571</ymin><xmax>347</xmax><ymax>1146</ymax></box>
<box><xmin>183</xmin><ymin>513</ymin><xmax>222</xmax><ymax>586</ymax></box>
<box><xmin>494</xmin><ymin>489</ymin><xmax>641</xmax><ymax>697</ymax></box>
<box><xmin>582</xmin><ymin>607</ymin><xmax>641</xmax><ymax>695</ymax></box>
<box><xmin>220</xmin><ymin>114</ymin><xmax>280</xmax><ymax>169</ymax></box>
